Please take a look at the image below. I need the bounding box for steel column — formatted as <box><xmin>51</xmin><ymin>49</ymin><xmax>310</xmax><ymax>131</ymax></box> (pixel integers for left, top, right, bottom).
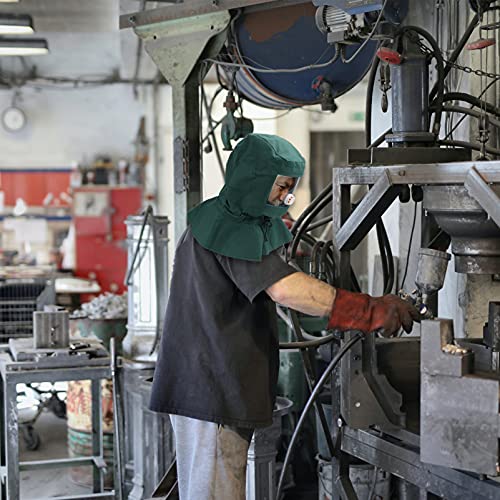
<box><xmin>172</xmin><ymin>80</ymin><xmax>201</xmax><ymax>243</ymax></box>
<box><xmin>91</xmin><ymin>378</ymin><xmax>104</xmax><ymax>493</ymax></box>
<box><xmin>5</xmin><ymin>380</ymin><xmax>18</xmax><ymax>500</ymax></box>
<box><xmin>132</xmin><ymin>10</ymin><xmax>230</xmax><ymax>243</ymax></box>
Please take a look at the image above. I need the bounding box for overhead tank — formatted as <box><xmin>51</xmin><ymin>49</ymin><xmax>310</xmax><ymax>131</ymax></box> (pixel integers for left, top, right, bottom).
<box><xmin>230</xmin><ymin>3</ymin><xmax>377</xmax><ymax>109</ymax></box>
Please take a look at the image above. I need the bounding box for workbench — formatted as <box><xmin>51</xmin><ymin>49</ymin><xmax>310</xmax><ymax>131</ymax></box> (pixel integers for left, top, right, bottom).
<box><xmin>0</xmin><ymin>343</ymin><xmax>115</xmax><ymax>500</ymax></box>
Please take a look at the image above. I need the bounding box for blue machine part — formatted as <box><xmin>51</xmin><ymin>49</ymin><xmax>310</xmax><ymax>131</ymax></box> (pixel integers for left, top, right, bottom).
<box><xmin>313</xmin><ymin>0</ymin><xmax>384</xmax><ymax>15</ymax></box>
<box><xmin>232</xmin><ymin>3</ymin><xmax>377</xmax><ymax>109</ymax></box>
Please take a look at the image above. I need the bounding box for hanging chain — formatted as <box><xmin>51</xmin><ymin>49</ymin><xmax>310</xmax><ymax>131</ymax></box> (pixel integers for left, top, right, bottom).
<box><xmin>477</xmin><ymin>9</ymin><xmax>490</xmax><ymax>160</ymax></box>
<box><xmin>416</xmin><ymin>39</ymin><xmax>500</xmax><ymax>79</ymax></box>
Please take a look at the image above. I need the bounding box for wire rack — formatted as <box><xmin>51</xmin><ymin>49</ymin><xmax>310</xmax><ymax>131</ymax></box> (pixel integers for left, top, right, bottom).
<box><xmin>0</xmin><ymin>279</ymin><xmax>55</xmax><ymax>341</ymax></box>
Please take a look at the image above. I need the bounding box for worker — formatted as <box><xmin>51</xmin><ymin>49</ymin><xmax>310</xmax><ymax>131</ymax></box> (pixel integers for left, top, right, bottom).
<box><xmin>149</xmin><ymin>133</ymin><xmax>418</xmax><ymax>500</ymax></box>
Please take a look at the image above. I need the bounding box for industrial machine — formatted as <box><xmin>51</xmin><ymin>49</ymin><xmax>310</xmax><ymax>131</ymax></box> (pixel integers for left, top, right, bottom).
<box><xmin>120</xmin><ymin>0</ymin><xmax>500</xmax><ymax>498</ymax></box>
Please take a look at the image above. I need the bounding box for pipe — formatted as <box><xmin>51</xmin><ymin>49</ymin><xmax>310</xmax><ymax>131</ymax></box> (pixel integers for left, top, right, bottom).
<box><xmin>436</xmin><ymin>104</ymin><xmax>500</xmax><ymax>128</ymax></box>
<box><xmin>440</xmin><ymin>92</ymin><xmax>500</xmax><ymax>118</ymax></box>
<box><xmin>291</xmin><ymin>182</ymin><xmax>332</xmax><ymax>235</ymax></box>
<box><xmin>439</xmin><ymin>139</ymin><xmax>500</xmax><ymax>156</ymax></box>
<box><xmin>288</xmin><ymin>309</ymin><xmax>337</xmax><ymax>463</ymax></box>
<box><xmin>365</xmin><ymin>56</ymin><xmax>381</xmax><ymax>148</ymax></box>
<box><xmin>306</xmin><ymin>215</ymin><xmax>332</xmax><ymax>232</ymax></box>
<box><xmin>290</xmin><ymin>194</ymin><xmax>333</xmax><ymax>262</ymax></box>
<box><xmin>276</xmin><ymin>333</ymin><xmax>364</xmax><ymax>500</ymax></box>
<box><xmin>400</xmin><ymin>26</ymin><xmax>445</xmax><ymax>136</ymax></box>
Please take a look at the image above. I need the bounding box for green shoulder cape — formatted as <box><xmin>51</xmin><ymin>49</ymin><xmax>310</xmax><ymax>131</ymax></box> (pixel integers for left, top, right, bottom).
<box><xmin>188</xmin><ymin>133</ymin><xmax>305</xmax><ymax>261</ymax></box>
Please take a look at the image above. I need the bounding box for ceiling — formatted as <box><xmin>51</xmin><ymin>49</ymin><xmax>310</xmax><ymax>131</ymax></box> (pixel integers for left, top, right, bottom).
<box><xmin>0</xmin><ymin>0</ymin><xmax>117</xmax><ymax>32</ymax></box>
<box><xmin>0</xmin><ymin>0</ymin><xmax>158</xmax><ymax>81</ymax></box>
<box><xmin>0</xmin><ymin>1</ymin><xmax>368</xmax><ymax>93</ymax></box>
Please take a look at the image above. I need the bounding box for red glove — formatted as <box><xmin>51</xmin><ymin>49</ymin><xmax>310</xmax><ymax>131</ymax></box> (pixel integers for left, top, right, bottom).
<box><xmin>328</xmin><ymin>289</ymin><xmax>420</xmax><ymax>337</ymax></box>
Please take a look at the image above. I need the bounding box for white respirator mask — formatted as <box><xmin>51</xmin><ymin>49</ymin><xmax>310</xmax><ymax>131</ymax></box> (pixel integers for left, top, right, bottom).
<box><xmin>267</xmin><ymin>175</ymin><xmax>300</xmax><ymax>208</ymax></box>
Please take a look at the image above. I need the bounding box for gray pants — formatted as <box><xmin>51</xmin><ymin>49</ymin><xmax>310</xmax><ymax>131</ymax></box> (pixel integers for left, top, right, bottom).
<box><xmin>170</xmin><ymin>415</ymin><xmax>254</xmax><ymax>500</ymax></box>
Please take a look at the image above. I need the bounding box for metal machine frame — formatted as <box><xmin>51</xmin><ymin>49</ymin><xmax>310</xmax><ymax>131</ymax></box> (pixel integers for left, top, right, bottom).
<box><xmin>119</xmin><ymin>2</ymin><xmax>500</xmax><ymax>498</ymax></box>
<box><xmin>330</xmin><ymin>161</ymin><xmax>500</xmax><ymax>499</ymax></box>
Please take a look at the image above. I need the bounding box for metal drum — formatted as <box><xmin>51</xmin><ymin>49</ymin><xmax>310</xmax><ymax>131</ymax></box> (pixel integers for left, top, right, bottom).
<box><xmin>246</xmin><ymin>396</ymin><xmax>293</xmax><ymax>500</ymax></box>
<box><xmin>139</xmin><ymin>374</ymin><xmax>176</xmax><ymax>499</ymax></box>
<box><xmin>124</xmin><ymin>215</ymin><xmax>169</xmax><ymax>360</ymax></box>
<box><xmin>121</xmin><ymin>360</ymin><xmax>175</xmax><ymax>499</ymax></box>
<box><xmin>67</xmin><ymin>379</ymin><xmax>114</xmax><ymax>488</ymax></box>
<box><xmin>232</xmin><ymin>3</ymin><xmax>376</xmax><ymax>109</ymax></box>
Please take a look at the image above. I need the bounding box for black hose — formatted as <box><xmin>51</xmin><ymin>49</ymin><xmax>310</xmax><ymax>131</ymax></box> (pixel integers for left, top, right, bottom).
<box><xmin>442</xmin><ymin>77</ymin><xmax>500</xmax><ymax>140</ymax></box>
<box><xmin>279</xmin><ymin>334</ymin><xmax>336</xmax><ymax>350</ymax></box>
<box><xmin>376</xmin><ymin>221</ymin><xmax>394</xmax><ymax>294</ymax></box>
<box><xmin>429</xmin><ymin>13</ymin><xmax>479</xmax><ymax>102</ymax></box>
<box><xmin>434</xmin><ymin>104</ymin><xmax>500</xmax><ymax>128</ymax></box>
<box><xmin>440</xmin><ymin>92</ymin><xmax>500</xmax><ymax>119</ymax></box>
<box><xmin>439</xmin><ymin>139</ymin><xmax>500</xmax><ymax>157</ymax></box>
<box><xmin>311</xmin><ymin>240</ymin><xmax>325</xmax><ymax>277</ymax></box>
<box><xmin>365</xmin><ymin>56</ymin><xmax>381</xmax><ymax>148</ymax></box>
<box><xmin>208</xmin><ymin>85</ymin><xmax>224</xmax><ymax>119</ymax></box>
<box><xmin>276</xmin><ymin>333</ymin><xmax>365</xmax><ymax>500</ymax></box>
<box><xmin>376</xmin><ymin>222</ymin><xmax>389</xmax><ymax>294</ymax></box>
<box><xmin>306</xmin><ymin>215</ymin><xmax>333</xmax><ymax>233</ymax></box>
<box><xmin>322</xmin><ymin>245</ymin><xmax>338</xmax><ymax>285</ymax></box>
<box><xmin>324</xmin><ymin>252</ymin><xmax>337</xmax><ymax>286</ymax></box>
<box><xmin>124</xmin><ymin>205</ymin><xmax>153</xmax><ymax>286</ymax></box>
<box><xmin>300</xmin><ymin>232</ymin><xmax>318</xmax><ymax>248</ymax></box>
<box><xmin>290</xmin><ymin>194</ymin><xmax>333</xmax><ymax>262</ymax></box>
<box><xmin>400</xmin><ymin>26</ymin><xmax>445</xmax><ymax>136</ymax></box>
<box><xmin>288</xmin><ymin>310</ymin><xmax>337</xmax><ymax>461</ymax></box>
<box><xmin>201</xmin><ymin>85</ymin><xmax>225</xmax><ymax>178</ymax></box>
<box><xmin>320</xmin><ymin>241</ymin><xmax>336</xmax><ymax>284</ymax></box>
<box><xmin>291</xmin><ymin>182</ymin><xmax>332</xmax><ymax>235</ymax></box>
<box><xmin>382</xmin><ymin>228</ymin><xmax>394</xmax><ymax>295</ymax></box>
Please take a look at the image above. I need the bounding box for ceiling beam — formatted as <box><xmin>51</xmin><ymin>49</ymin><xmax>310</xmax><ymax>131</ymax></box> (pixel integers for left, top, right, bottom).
<box><xmin>120</xmin><ymin>0</ymin><xmax>306</xmax><ymax>29</ymax></box>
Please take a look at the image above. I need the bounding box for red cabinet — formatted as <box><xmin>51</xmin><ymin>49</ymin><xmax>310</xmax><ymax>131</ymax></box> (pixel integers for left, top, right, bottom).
<box><xmin>73</xmin><ymin>187</ymin><xmax>142</xmax><ymax>293</ymax></box>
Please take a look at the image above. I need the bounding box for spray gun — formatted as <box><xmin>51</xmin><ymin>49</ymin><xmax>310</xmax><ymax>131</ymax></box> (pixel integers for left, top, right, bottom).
<box><xmin>399</xmin><ymin>248</ymin><xmax>451</xmax><ymax>319</ymax></box>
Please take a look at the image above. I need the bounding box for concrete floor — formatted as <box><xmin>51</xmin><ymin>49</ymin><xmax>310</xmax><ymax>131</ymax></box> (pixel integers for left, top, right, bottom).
<box><xmin>20</xmin><ymin>411</ymin><xmax>95</xmax><ymax>500</ymax></box>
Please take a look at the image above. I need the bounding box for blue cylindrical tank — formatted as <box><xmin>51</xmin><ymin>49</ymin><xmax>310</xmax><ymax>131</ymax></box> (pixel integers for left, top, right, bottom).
<box><xmin>231</xmin><ymin>3</ymin><xmax>377</xmax><ymax>109</ymax></box>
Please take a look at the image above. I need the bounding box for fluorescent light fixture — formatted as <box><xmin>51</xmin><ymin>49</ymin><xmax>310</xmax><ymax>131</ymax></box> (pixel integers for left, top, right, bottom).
<box><xmin>0</xmin><ymin>14</ymin><xmax>34</xmax><ymax>35</ymax></box>
<box><xmin>0</xmin><ymin>38</ymin><xmax>48</xmax><ymax>56</ymax></box>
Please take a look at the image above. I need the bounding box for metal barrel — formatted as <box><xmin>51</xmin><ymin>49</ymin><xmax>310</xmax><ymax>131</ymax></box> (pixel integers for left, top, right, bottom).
<box><xmin>124</xmin><ymin>215</ymin><xmax>169</xmax><ymax>360</ymax></box>
<box><xmin>232</xmin><ymin>3</ymin><xmax>376</xmax><ymax>109</ymax></box>
<box><xmin>66</xmin><ymin>379</ymin><xmax>114</xmax><ymax>489</ymax></box>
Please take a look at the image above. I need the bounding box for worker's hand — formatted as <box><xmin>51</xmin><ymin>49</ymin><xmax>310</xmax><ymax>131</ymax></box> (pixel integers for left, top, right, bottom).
<box><xmin>327</xmin><ymin>289</ymin><xmax>421</xmax><ymax>337</ymax></box>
